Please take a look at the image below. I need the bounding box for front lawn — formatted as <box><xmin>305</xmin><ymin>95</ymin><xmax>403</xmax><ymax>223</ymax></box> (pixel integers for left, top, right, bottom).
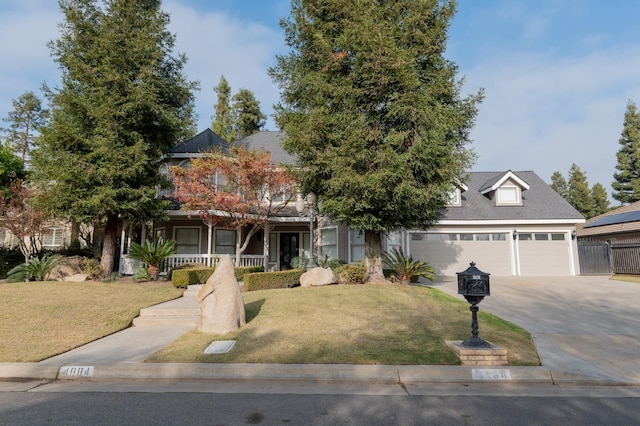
<box><xmin>147</xmin><ymin>284</ymin><xmax>540</xmax><ymax>366</ymax></box>
<box><xmin>0</xmin><ymin>281</ymin><xmax>182</xmax><ymax>362</ymax></box>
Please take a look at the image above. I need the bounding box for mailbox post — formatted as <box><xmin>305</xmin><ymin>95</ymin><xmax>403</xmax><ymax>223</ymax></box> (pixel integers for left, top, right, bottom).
<box><xmin>457</xmin><ymin>262</ymin><xmax>491</xmax><ymax>348</ymax></box>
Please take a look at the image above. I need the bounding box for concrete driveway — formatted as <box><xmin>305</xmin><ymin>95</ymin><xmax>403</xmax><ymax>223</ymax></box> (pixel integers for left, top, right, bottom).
<box><xmin>429</xmin><ymin>276</ymin><xmax>640</xmax><ymax>384</ymax></box>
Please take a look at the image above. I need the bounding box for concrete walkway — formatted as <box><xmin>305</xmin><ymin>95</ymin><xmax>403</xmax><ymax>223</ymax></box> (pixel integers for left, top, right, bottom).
<box><xmin>1</xmin><ymin>277</ymin><xmax>638</xmax><ymax>385</ymax></box>
<box><xmin>429</xmin><ymin>275</ymin><xmax>640</xmax><ymax>384</ymax></box>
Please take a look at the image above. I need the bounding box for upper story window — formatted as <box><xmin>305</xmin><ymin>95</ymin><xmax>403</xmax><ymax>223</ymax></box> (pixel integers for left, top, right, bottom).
<box><xmin>496</xmin><ymin>185</ymin><xmax>521</xmax><ymax>205</ymax></box>
<box><xmin>447</xmin><ymin>187</ymin><xmax>462</xmax><ymax>207</ymax></box>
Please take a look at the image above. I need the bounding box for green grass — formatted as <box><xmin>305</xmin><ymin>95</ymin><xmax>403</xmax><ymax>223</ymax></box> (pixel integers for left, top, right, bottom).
<box><xmin>0</xmin><ymin>280</ymin><xmax>182</xmax><ymax>362</ymax></box>
<box><xmin>147</xmin><ymin>284</ymin><xmax>540</xmax><ymax>366</ymax></box>
<box><xmin>609</xmin><ymin>274</ymin><xmax>640</xmax><ymax>284</ymax></box>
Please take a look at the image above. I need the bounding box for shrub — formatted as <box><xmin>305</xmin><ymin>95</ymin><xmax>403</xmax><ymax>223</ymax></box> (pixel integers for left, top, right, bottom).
<box><xmin>171</xmin><ymin>265</ymin><xmax>264</xmax><ymax>288</ymax></box>
<box><xmin>0</xmin><ymin>247</ymin><xmax>24</xmax><ymax>279</ymax></box>
<box><xmin>382</xmin><ymin>248</ymin><xmax>435</xmax><ymax>284</ymax></box>
<box><xmin>127</xmin><ymin>238</ymin><xmax>177</xmax><ymax>281</ymax></box>
<box><xmin>82</xmin><ymin>257</ymin><xmax>104</xmax><ymax>280</ymax></box>
<box><xmin>335</xmin><ymin>263</ymin><xmax>367</xmax><ymax>284</ymax></box>
<box><xmin>243</xmin><ymin>269</ymin><xmax>304</xmax><ymax>291</ymax></box>
<box><xmin>7</xmin><ymin>254</ymin><xmax>64</xmax><ymax>282</ymax></box>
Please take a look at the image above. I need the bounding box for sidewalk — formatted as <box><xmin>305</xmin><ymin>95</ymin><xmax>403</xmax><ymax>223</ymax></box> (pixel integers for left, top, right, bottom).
<box><xmin>0</xmin><ymin>282</ymin><xmax>635</xmax><ymax>386</ymax></box>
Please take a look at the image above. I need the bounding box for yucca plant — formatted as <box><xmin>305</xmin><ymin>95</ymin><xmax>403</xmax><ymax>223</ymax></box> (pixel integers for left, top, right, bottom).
<box><xmin>7</xmin><ymin>253</ymin><xmax>64</xmax><ymax>282</ymax></box>
<box><xmin>127</xmin><ymin>238</ymin><xmax>177</xmax><ymax>281</ymax></box>
<box><xmin>382</xmin><ymin>247</ymin><xmax>435</xmax><ymax>284</ymax></box>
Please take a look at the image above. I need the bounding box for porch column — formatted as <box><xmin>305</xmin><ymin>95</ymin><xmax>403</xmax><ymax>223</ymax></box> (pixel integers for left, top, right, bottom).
<box><xmin>263</xmin><ymin>221</ymin><xmax>269</xmax><ymax>271</ymax></box>
<box><xmin>206</xmin><ymin>220</ymin><xmax>213</xmax><ymax>267</ymax></box>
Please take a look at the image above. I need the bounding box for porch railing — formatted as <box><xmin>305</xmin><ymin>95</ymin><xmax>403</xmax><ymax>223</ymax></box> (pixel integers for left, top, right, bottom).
<box><xmin>161</xmin><ymin>254</ymin><xmax>265</xmax><ymax>274</ymax></box>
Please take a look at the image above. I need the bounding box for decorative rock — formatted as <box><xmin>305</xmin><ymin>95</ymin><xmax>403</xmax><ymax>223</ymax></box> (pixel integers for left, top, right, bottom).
<box><xmin>300</xmin><ymin>267</ymin><xmax>337</xmax><ymax>287</ymax></box>
<box><xmin>51</xmin><ymin>256</ymin><xmax>85</xmax><ymax>281</ymax></box>
<box><xmin>63</xmin><ymin>273</ymin><xmax>89</xmax><ymax>282</ymax></box>
<box><xmin>196</xmin><ymin>254</ymin><xmax>246</xmax><ymax>334</ymax></box>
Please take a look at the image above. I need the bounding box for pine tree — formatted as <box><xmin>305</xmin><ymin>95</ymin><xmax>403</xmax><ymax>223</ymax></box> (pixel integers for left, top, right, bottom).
<box><xmin>550</xmin><ymin>171</ymin><xmax>568</xmax><ymax>198</ymax></box>
<box><xmin>612</xmin><ymin>101</ymin><xmax>640</xmax><ymax>204</ymax></box>
<box><xmin>231</xmin><ymin>88</ymin><xmax>266</xmax><ymax>138</ymax></box>
<box><xmin>31</xmin><ymin>0</ymin><xmax>197</xmax><ymax>274</ymax></box>
<box><xmin>567</xmin><ymin>164</ymin><xmax>593</xmax><ymax>217</ymax></box>
<box><xmin>590</xmin><ymin>183</ymin><xmax>610</xmax><ymax>218</ymax></box>
<box><xmin>211</xmin><ymin>75</ymin><xmax>236</xmax><ymax>142</ymax></box>
<box><xmin>270</xmin><ymin>0</ymin><xmax>482</xmax><ymax>282</ymax></box>
<box><xmin>1</xmin><ymin>91</ymin><xmax>48</xmax><ymax>163</ymax></box>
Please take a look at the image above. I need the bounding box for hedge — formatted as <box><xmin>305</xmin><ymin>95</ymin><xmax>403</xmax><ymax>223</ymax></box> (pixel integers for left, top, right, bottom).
<box><xmin>243</xmin><ymin>269</ymin><xmax>305</xmax><ymax>292</ymax></box>
<box><xmin>171</xmin><ymin>265</ymin><xmax>264</xmax><ymax>288</ymax></box>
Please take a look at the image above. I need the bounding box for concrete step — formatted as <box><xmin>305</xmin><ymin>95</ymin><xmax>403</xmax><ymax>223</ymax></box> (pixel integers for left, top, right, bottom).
<box><xmin>133</xmin><ymin>295</ymin><xmax>200</xmax><ymax>328</ymax></box>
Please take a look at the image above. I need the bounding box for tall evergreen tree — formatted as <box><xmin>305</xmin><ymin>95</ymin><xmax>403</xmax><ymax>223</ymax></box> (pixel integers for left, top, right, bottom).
<box><xmin>270</xmin><ymin>0</ymin><xmax>482</xmax><ymax>282</ymax></box>
<box><xmin>590</xmin><ymin>183</ymin><xmax>610</xmax><ymax>218</ymax></box>
<box><xmin>612</xmin><ymin>101</ymin><xmax>640</xmax><ymax>204</ymax></box>
<box><xmin>32</xmin><ymin>0</ymin><xmax>197</xmax><ymax>274</ymax></box>
<box><xmin>0</xmin><ymin>143</ymin><xmax>27</xmax><ymax>194</ymax></box>
<box><xmin>550</xmin><ymin>171</ymin><xmax>568</xmax><ymax>199</ymax></box>
<box><xmin>567</xmin><ymin>164</ymin><xmax>593</xmax><ymax>217</ymax></box>
<box><xmin>1</xmin><ymin>91</ymin><xmax>48</xmax><ymax>163</ymax></box>
<box><xmin>211</xmin><ymin>75</ymin><xmax>236</xmax><ymax>142</ymax></box>
<box><xmin>231</xmin><ymin>88</ymin><xmax>266</xmax><ymax>138</ymax></box>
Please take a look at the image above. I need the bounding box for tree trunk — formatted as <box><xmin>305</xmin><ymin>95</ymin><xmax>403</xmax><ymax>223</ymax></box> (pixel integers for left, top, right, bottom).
<box><xmin>364</xmin><ymin>230</ymin><xmax>390</xmax><ymax>284</ymax></box>
<box><xmin>100</xmin><ymin>214</ymin><xmax>118</xmax><ymax>275</ymax></box>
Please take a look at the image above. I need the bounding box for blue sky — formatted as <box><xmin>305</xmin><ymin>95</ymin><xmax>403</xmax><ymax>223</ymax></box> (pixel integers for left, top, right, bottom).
<box><xmin>1</xmin><ymin>0</ymin><xmax>639</xmax><ymax>203</ymax></box>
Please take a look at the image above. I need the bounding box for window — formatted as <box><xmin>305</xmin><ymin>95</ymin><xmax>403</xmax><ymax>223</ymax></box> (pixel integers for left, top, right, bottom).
<box><xmin>426</xmin><ymin>233</ymin><xmax>440</xmax><ymax>242</ymax></box>
<box><xmin>174</xmin><ymin>227</ymin><xmax>200</xmax><ymax>254</ymax></box>
<box><xmin>447</xmin><ymin>188</ymin><xmax>462</xmax><ymax>207</ymax></box>
<box><xmin>319</xmin><ymin>227</ymin><xmax>337</xmax><ymax>260</ymax></box>
<box><xmin>535</xmin><ymin>233</ymin><xmax>549</xmax><ymax>241</ymax></box>
<box><xmin>42</xmin><ymin>227</ymin><xmax>65</xmax><ymax>248</ymax></box>
<box><xmin>497</xmin><ymin>186</ymin><xmax>520</xmax><ymax>205</ymax></box>
<box><xmin>215</xmin><ymin>229</ymin><xmax>236</xmax><ymax>254</ymax></box>
<box><xmin>460</xmin><ymin>233</ymin><xmax>473</xmax><ymax>241</ymax></box>
<box><xmin>349</xmin><ymin>229</ymin><xmax>365</xmax><ymax>262</ymax></box>
<box><xmin>518</xmin><ymin>233</ymin><xmax>532</xmax><ymax>241</ymax></box>
<box><xmin>411</xmin><ymin>233</ymin><xmax>424</xmax><ymax>241</ymax></box>
<box><xmin>155</xmin><ymin>228</ymin><xmax>165</xmax><ymax>239</ymax></box>
<box><xmin>475</xmin><ymin>234</ymin><xmax>490</xmax><ymax>241</ymax></box>
<box><xmin>551</xmin><ymin>233</ymin><xmax>566</xmax><ymax>241</ymax></box>
<box><xmin>444</xmin><ymin>234</ymin><xmax>458</xmax><ymax>241</ymax></box>
<box><xmin>386</xmin><ymin>231</ymin><xmax>402</xmax><ymax>253</ymax></box>
<box><xmin>492</xmin><ymin>233</ymin><xmax>507</xmax><ymax>241</ymax></box>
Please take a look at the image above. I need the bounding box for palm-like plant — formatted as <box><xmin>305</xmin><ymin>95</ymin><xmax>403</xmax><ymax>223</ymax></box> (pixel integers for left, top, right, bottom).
<box><xmin>7</xmin><ymin>253</ymin><xmax>64</xmax><ymax>282</ymax></box>
<box><xmin>382</xmin><ymin>248</ymin><xmax>435</xmax><ymax>284</ymax></box>
<box><xmin>127</xmin><ymin>238</ymin><xmax>177</xmax><ymax>281</ymax></box>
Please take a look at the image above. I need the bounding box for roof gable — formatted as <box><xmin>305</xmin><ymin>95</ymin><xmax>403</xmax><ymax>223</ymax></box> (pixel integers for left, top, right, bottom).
<box><xmin>479</xmin><ymin>170</ymin><xmax>530</xmax><ymax>195</ymax></box>
<box><xmin>169</xmin><ymin>128</ymin><xmax>228</xmax><ymax>155</ymax></box>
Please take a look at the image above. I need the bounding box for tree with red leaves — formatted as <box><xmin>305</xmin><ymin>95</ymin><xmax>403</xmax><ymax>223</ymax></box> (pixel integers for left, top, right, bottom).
<box><xmin>170</xmin><ymin>146</ymin><xmax>297</xmax><ymax>266</ymax></box>
<box><xmin>0</xmin><ymin>180</ymin><xmax>46</xmax><ymax>262</ymax></box>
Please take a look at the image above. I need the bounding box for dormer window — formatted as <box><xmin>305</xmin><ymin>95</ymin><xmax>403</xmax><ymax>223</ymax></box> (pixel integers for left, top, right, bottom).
<box><xmin>480</xmin><ymin>171</ymin><xmax>529</xmax><ymax>207</ymax></box>
<box><xmin>446</xmin><ymin>180</ymin><xmax>468</xmax><ymax>207</ymax></box>
<box><xmin>497</xmin><ymin>185</ymin><xmax>520</xmax><ymax>205</ymax></box>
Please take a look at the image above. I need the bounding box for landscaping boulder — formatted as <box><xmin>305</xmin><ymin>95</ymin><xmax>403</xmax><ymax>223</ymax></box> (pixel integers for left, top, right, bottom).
<box><xmin>196</xmin><ymin>254</ymin><xmax>246</xmax><ymax>334</ymax></box>
<box><xmin>51</xmin><ymin>256</ymin><xmax>84</xmax><ymax>281</ymax></box>
<box><xmin>63</xmin><ymin>273</ymin><xmax>89</xmax><ymax>282</ymax></box>
<box><xmin>300</xmin><ymin>267</ymin><xmax>337</xmax><ymax>287</ymax></box>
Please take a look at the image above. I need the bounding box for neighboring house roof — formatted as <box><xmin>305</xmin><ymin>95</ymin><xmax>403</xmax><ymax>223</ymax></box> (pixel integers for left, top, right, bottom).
<box><xmin>577</xmin><ymin>200</ymin><xmax>640</xmax><ymax>238</ymax></box>
<box><xmin>240</xmin><ymin>131</ymin><xmax>295</xmax><ymax>166</ymax></box>
<box><xmin>169</xmin><ymin>128</ymin><xmax>228</xmax><ymax>155</ymax></box>
<box><xmin>440</xmin><ymin>171</ymin><xmax>584</xmax><ymax>223</ymax></box>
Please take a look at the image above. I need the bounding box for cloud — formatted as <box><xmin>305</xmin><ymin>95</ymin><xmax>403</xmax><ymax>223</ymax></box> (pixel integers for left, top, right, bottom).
<box><xmin>461</xmin><ymin>44</ymin><xmax>640</xmax><ymax>195</ymax></box>
<box><xmin>165</xmin><ymin>1</ymin><xmax>285</xmax><ymax>130</ymax></box>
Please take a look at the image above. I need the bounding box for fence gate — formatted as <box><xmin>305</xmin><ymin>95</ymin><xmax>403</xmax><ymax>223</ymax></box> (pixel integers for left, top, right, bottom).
<box><xmin>610</xmin><ymin>239</ymin><xmax>640</xmax><ymax>275</ymax></box>
<box><xmin>577</xmin><ymin>240</ymin><xmax>611</xmax><ymax>275</ymax></box>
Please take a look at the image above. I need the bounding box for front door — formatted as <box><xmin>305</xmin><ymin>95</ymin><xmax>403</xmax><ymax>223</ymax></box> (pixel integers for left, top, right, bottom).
<box><xmin>280</xmin><ymin>233</ymin><xmax>299</xmax><ymax>270</ymax></box>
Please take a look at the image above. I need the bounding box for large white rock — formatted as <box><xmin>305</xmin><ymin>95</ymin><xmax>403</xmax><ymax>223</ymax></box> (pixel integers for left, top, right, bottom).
<box><xmin>300</xmin><ymin>267</ymin><xmax>337</xmax><ymax>287</ymax></box>
<box><xmin>63</xmin><ymin>273</ymin><xmax>89</xmax><ymax>282</ymax></box>
<box><xmin>196</xmin><ymin>254</ymin><xmax>246</xmax><ymax>334</ymax></box>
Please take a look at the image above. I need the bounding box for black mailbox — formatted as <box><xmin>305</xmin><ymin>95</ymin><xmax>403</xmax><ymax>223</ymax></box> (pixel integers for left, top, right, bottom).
<box><xmin>457</xmin><ymin>262</ymin><xmax>490</xmax><ymax>297</ymax></box>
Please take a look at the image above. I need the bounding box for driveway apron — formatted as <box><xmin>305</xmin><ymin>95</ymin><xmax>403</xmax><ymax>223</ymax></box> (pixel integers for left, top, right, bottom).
<box><xmin>429</xmin><ymin>276</ymin><xmax>640</xmax><ymax>384</ymax></box>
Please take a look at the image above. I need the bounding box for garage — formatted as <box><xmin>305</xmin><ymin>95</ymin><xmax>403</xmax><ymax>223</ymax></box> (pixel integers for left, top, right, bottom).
<box><xmin>409</xmin><ymin>231</ymin><xmax>513</xmax><ymax>276</ymax></box>
<box><xmin>515</xmin><ymin>232</ymin><xmax>573</xmax><ymax>276</ymax></box>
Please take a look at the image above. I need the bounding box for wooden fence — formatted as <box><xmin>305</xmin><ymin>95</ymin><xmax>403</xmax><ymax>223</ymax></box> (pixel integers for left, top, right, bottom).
<box><xmin>578</xmin><ymin>238</ymin><xmax>640</xmax><ymax>275</ymax></box>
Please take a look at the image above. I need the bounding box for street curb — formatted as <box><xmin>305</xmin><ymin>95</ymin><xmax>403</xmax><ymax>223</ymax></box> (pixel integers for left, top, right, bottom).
<box><xmin>0</xmin><ymin>363</ymin><xmax>631</xmax><ymax>386</ymax></box>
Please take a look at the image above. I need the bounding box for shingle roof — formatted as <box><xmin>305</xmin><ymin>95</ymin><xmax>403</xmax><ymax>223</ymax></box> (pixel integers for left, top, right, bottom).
<box><xmin>577</xmin><ymin>200</ymin><xmax>640</xmax><ymax>237</ymax></box>
<box><xmin>169</xmin><ymin>128</ymin><xmax>228</xmax><ymax>154</ymax></box>
<box><xmin>240</xmin><ymin>131</ymin><xmax>294</xmax><ymax>166</ymax></box>
<box><xmin>442</xmin><ymin>171</ymin><xmax>584</xmax><ymax>221</ymax></box>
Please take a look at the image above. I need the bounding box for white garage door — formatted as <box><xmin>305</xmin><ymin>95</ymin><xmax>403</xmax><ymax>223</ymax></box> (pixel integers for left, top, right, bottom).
<box><xmin>517</xmin><ymin>232</ymin><xmax>571</xmax><ymax>276</ymax></box>
<box><xmin>409</xmin><ymin>232</ymin><xmax>512</xmax><ymax>277</ymax></box>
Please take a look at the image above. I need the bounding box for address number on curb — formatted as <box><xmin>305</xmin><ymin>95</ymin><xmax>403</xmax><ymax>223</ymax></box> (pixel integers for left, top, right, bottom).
<box><xmin>59</xmin><ymin>366</ymin><xmax>95</xmax><ymax>377</ymax></box>
<box><xmin>472</xmin><ymin>369</ymin><xmax>511</xmax><ymax>380</ymax></box>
